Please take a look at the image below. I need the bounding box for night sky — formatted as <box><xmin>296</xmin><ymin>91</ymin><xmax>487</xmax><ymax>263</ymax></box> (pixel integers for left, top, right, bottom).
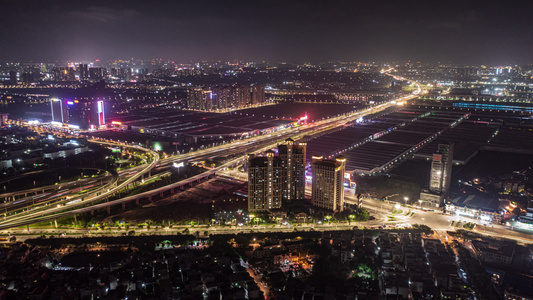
<box><xmin>1</xmin><ymin>0</ymin><xmax>533</xmax><ymax>64</ymax></box>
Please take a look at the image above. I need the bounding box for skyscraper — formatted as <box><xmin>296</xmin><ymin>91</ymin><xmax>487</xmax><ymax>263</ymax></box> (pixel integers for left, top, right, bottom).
<box><xmin>78</xmin><ymin>64</ymin><xmax>88</xmax><ymax>80</ymax></box>
<box><xmin>187</xmin><ymin>88</ymin><xmax>212</xmax><ymax>110</ymax></box>
<box><xmin>278</xmin><ymin>138</ymin><xmax>306</xmax><ymax>203</ymax></box>
<box><xmin>187</xmin><ymin>83</ymin><xmax>265</xmax><ymax>111</ymax></box>
<box><xmin>311</xmin><ymin>155</ymin><xmax>346</xmax><ymax>213</ymax></box>
<box><xmin>22</xmin><ymin>72</ymin><xmax>33</xmax><ymax>84</ymax></box>
<box><xmin>429</xmin><ymin>143</ymin><xmax>454</xmax><ymax>194</ymax></box>
<box><xmin>248</xmin><ymin>139</ymin><xmax>307</xmax><ymax>211</ymax></box>
<box><xmin>50</xmin><ymin>98</ymin><xmax>67</xmax><ymax>123</ymax></box>
<box><xmin>9</xmin><ymin>71</ymin><xmax>17</xmax><ymax>85</ymax></box>
<box><xmin>250</xmin><ymin>84</ymin><xmax>266</xmax><ymax>105</ymax></box>
<box><xmin>89</xmin><ymin>67</ymin><xmax>105</xmax><ymax>80</ymax></box>
<box><xmin>50</xmin><ymin>98</ymin><xmax>105</xmax><ymax>129</ymax></box>
<box><xmin>421</xmin><ymin>143</ymin><xmax>454</xmax><ymax>208</ymax></box>
<box><xmin>248</xmin><ymin>151</ymin><xmax>283</xmax><ymax>211</ymax></box>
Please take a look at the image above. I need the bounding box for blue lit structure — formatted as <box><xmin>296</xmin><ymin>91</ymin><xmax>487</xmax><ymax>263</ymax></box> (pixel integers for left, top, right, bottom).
<box><xmin>452</xmin><ymin>102</ymin><xmax>533</xmax><ymax>113</ymax></box>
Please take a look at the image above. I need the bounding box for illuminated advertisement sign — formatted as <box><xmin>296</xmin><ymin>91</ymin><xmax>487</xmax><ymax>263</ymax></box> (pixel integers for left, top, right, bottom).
<box><xmin>97</xmin><ymin>100</ymin><xmax>105</xmax><ymax>126</ymax></box>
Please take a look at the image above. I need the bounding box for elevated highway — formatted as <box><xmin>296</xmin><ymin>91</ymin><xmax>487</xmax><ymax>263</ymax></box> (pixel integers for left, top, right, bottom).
<box><xmin>0</xmin><ymin>70</ymin><xmax>424</xmax><ymax>229</ymax></box>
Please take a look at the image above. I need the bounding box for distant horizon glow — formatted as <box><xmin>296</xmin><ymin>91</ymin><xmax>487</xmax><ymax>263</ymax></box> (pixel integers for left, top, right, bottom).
<box><xmin>1</xmin><ymin>1</ymin><xmax>533</xmax><ymax>65</ymax></box>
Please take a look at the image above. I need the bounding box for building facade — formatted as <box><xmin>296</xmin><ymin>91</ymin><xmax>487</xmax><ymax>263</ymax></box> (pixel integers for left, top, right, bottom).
<box><xmin>187</xmin><ymin>83</ymin><xmax>265</xmax><ymax>111</ymax></box>
<box><xmin>311</xmin><ymin>155</ymin><xmax>346</xmax><ymax>213</ymax></box>
<box><xmin>278</xmin><ymin>138</ymin><xmax>306</xmax><ymax>203</ymax></box>
<box><xmin>250</xmin><ymin>84</ymin><xmax>266</xmax><ymax>105</ymax></box>
<box><xmin>50</xmin><ymin>98</ymin><xmax>67</xmax><ymax>124</ymax></box>
<box><xmin>429</xmin><ymin>143</ymin><xmax>454</xmax><ymax>194</ymax></box>
<box><xmin>248</xmin><ymin>139</ymin><xmax>307</xmax><ymax>211</ymax></box>
<box><xmin>50</xmin><ymin>98</ymin><xmax>105</xmax><ymax>130</ymax></box>
<box><xmin>187</xmin><ymin>88</ymin><xmax>211</xmax><ymax>110</ymax></box>
<box><xmin>248</xmin><ymin>151</ymin><xmax>283</xmax><ymax>211</ymax></box>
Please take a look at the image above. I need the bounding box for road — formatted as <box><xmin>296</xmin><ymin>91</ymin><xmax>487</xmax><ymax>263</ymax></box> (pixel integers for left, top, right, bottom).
<box><xmin>0</xmin><ymin>70</ymin><xmax>423</xmax><ymax>229</ymax></box>
<box><xmin>0</xmin><ymin>142</ymin><xmax>159</xmax><ymax>229</ymax></box>
<box><xmin>353</xmin><ymin>196</ymin><xmax>533</xmax><ymax>243</ymax></box>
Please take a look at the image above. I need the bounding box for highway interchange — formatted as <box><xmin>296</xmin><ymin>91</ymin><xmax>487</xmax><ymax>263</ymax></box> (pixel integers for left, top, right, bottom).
<box><xmin>4</xmin><ymin>71</ymin><xmax>531</xmax><ymax>244</ymax></box>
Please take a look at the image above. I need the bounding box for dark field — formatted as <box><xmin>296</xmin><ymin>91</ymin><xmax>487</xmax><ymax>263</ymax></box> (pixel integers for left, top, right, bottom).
<box><xmin>235</xmin><ymin>102</ymin><xmax>366</xmax><ymax>122</ymax></box>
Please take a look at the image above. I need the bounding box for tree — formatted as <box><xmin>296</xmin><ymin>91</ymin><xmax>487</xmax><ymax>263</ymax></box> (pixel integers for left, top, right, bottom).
<box><xmin>354</xmin><ymin>208</ymin><xmax>370</xmax><ymax>221</ymax></box>
<box><xmin>234</xmin><ymin>235</ymin><xmax>250</xmax><ymax>248</ymax></box>
<box><xmin>412</xmin><ymin>224</ymin><xmax>433</xmax><ymax>235</ymax></box>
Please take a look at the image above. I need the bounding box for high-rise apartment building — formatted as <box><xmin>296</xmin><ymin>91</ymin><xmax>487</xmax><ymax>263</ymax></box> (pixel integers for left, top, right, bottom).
<box><xmin>311</xmin><ymin>155</ymin><xmax>346</xmax><ymax>213</ymax></box>
<box><xmin>429</xmin><ymin>143</ymin><xmax>454</xmax><ymax>194</ymax></box>
<box><xmin>89</xmin><ymin>67</ymin><xmax>105</xmax><ymax>80</ymax></box>
<box><xmin>78</xmin><ymin>64</ymin><xmax>88</xmax><ymax>80</ymax></box>
<box><xmin>248</xmin><ymin>139</ymin><xmax>307</xmax><ymax>211</ymax></box>
<box><xmin>187</xmin><ymin>83</ymin><xmax>265</xmax><ymax>111</ymax></box>
<box><xmin>248</xmin><ymin>151</ymin><xmax>283</xmax><ymax>211</ymax></box>
<box><xmin>421</xmin><ymin>143</ymin><xmax>454</xmax><ymax>208</ymax></box>
<box><xmin>9</xmin><ymin>71</ymin><xmax>17</xmax><ymax>84</ymax></box>
<box><xmin>210</xmin><ymin>86</ymin><xmax>232</xmax><ymax>110</ymax></box>
<box><xmin>278</xmin><ymin>138</ymin><xmax>306</xmax><ymax>203</ymax></box>
<box><xmin>251</xmin><ymin>84</ymin><xmax>265</xmax><ymax>105</ymax></box>
<box><xmin>235</xmin><ymin>83</ymin><xmax>251</xmax><ymax>107</ymax></box>
<box><xmin>22</xmin><ymin>72</ymin><xmax>33</xmax><ymax>84</ymax></box>
<box><xmin>187</xmin><ymin>88</ymin><xmax>212</xmax><ymax>110</ymax></box>
<box><xmin>52</xmin><ymin>67</ymin><xmax>75</xmax><ymax>81</ymax></box>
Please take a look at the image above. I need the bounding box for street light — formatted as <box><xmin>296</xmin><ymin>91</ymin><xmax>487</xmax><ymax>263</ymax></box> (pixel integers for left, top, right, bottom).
<box><xmin>348</xmin><ymin>214</ymin><xmax>355</xmax><ymax>224</ymax></box>
<box><xmin>325</xmin><ymin>215</ymin><xmax>332</xmax><ymax>224</ymax></box>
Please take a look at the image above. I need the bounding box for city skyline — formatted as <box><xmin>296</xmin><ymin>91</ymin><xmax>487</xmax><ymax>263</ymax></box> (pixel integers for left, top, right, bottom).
<box><xmin>2</xmin><ymin>1</ymin><xmax>533</xmax><ymax>295</ymax></box>
<box><xmin>1</xmin><ymin>0</ymin><xmax>533</xmax><ymax>64</ymax></box>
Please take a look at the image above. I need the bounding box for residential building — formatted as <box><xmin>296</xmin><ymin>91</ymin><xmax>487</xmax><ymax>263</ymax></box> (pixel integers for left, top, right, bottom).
<box><xmin>248</xmin><ymin>151</ymin><xmax>283</xmax><ymax>211</ymax></box>
<box><xmin>311</xmin><ymin>155</ymin><xmax>346</xmax><ymax>212</ymax></box>
<box><xmin>421</xmin><ymin>143</ymin><xmax>454</xmax><ymax>207</ymax></box>
<box><xmin>187</xmin><ymin>88</ymin><xmax>212</xmax><ymax>110</ymax></box>
<box><xmin>250</xmin><ymin>84</ymin><xmax>266</xmax><ymax>105</ymax></box>
<box><xmin>278</xmin><ymin>138</ymin><xmax>306</xmax><ymax>203</ymax></box>
<box><xmin>187</xmin><ymin>83</ymin><xmax>265</xmax><ymax>111</ymax></box>
<box><xmin>429</xmin><ymin>143</ymin><xmax>454</xmax><ymax>194</ymax></box>
<box><xmin>248</xmin><ymin>139</ymin><xmax>307</xmax><ymax>211</ymax></box>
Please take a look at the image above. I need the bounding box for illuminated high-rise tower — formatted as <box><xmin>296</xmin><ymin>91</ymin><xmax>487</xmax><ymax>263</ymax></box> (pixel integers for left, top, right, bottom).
<box><xmin>248</xmin><ymin>139</ymin><xmax>307</xmax><ymax>211</ymax></box>
<box><xmin>429</xmin><ymin>143</ymin><xmax>454</xmax><ymax>194</ymax></box>
<box><xmin>50</xmin><ymin>98</ymin><xmax>67</xmax><ymax>123</ymax></box>
<box><xmin>311</xmin><ymin>155</ymin><xmax>346</xmax><ymax>212</ymax></box>
<box><xmin>278</xmin><ymin>138</ymin><xmax>307</xmax><ymax>203</ymax></box>
<box><xmin>187</xmin><ymin>88</ymin><xmax>212</xmax><ymax>110</ymax></box>
<box><xmin>248</xmin><ymin>151</ymin><xmax>283</xmax><ymax>211</ymax></box>
<box><xmin>50</xmin><ymin>98</ymin><xmax>105</xmax><ymax>129</ymax></box>
<box><xmin>78</xmin><ymin>64</ymin><xmax>88</xmax><ymax>80</ymax></box>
